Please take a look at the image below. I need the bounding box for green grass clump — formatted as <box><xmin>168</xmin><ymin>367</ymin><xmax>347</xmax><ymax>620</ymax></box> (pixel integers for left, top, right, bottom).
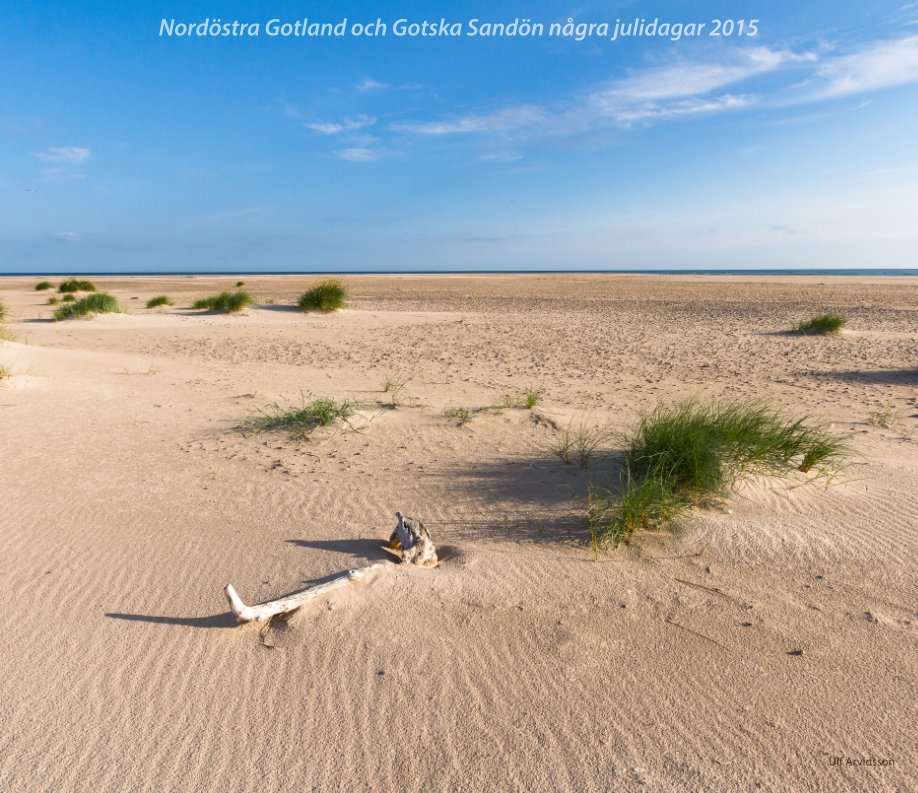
<box><xmin>298</xmin><ymin>278</ymin><xmax>347</xmax><ymax>313</ymax></box>
<box><xmin>146</xmin><ymin>295</ymin><xmax>173</xmax><ymax>308</ymax></box>
<box><xmin>47</xmin><ymin>296</ymin><xmax>60</xmax><ymax>305</ymax></box>
<box><xmin>61</xmin><ymin>294</ymin><xmax>75</xmax><ymax>302</ymax></box>
<box><xmin>588</xmin><ymin>400</ymin><xmax>851</xmax><ymax>551</ymax></box>
<box><xmin>0</xmin><ymin>364</ymin><xmax>11</xmax><ymax>381</ymax></box>
<box><xmin>0</xmin><ymin>300</ymin><xmax>5</xmax><ymax>322</ymax></box>
<box><xmin>192</xmin><ymin>290</ymin><xmax>253</xmax><ymax>313</ymax></box>
<box><xmin>244</xmin><ymin>396</ymin><xmax>357</xmax><ymax>439</ymax></box>
<box><xmin>235</xmin><ymin>280</ymin><xmax>245</xmax><ymax>287</ymax></box>
<box><xmin>35</xmin><ymin>281</ymin><xmax>55</xmax><ymax>291</ymax></box>
<box><xmin>524</xmin><ymin>389</ymin><xmax>542</xmax><ymax>410</ymax></box>
<box><xmin>796</xmin><ymin>313</ymin><xmax>846</xmax><ymax>335</ymax></box>
<box><xmin>52</xmin><ymin>292</ymin><xmax>121</xmax><ymax>321</ymax></box>
<box><xmin>445</xmin><ymin>406</ymin><xmax>473</xmax><ymax>426</ymax></box>
<box><xmin>58</xmin><ymin>278</ymin><xmax>97</xmax><ymax>293</ymax></box>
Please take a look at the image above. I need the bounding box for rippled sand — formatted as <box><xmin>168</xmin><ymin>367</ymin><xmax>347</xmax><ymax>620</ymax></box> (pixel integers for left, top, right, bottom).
<box><xmin>1</xmin><ymin>274</ymin><xmax>915</xmax><ymax>792</ymax></box>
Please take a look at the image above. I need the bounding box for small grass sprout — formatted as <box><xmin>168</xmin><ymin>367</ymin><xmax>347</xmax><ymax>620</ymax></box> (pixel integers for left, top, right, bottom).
<box><xmin>493</xmin><ymin>388</ymin><xmax>543</xmax><ymax>412</ymax></box>
<box><xmin>146</xmin><ymin>295</ymin><xmax>173</xmax><ymax>308</ymax></box>
<box><xmin>867</xmin><ymin>406</ymin><xmax>899</xmax><ymax>428</ymax></box>
<box><xmin>445</xmin><ymin>406</ymin><xmax>473</xmax><ymax>426</ymax></box>
<box><xmin>244</xmin><ymin>396</ymin><xmax>357</xmax><ymax>439</ymax></box>
<box><xmin>52</xmin><ymin>292</ymin><xmax>121</xmax><ymax>321</ymax></box>
<box><xmin>796</xmin><ymin>313</ymin><xmax>846</xmax><ymax>335</ymax></box>
<box><xmin>549</xmin><ymin>418</ymin><xmax>613</xmax><ymax>469</ymax></box>
<box><xmin>298</xmin><ymin>278</ymin><xmax>347</xmax><ymax>312</ymax></box>
<box><xmin>524</xmin><ymin>389</ymin><xmax>542</xmax><ymax>410</ymax></box>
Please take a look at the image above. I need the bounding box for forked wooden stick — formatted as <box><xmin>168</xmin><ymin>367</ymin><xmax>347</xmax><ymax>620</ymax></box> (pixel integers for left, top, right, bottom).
<box><xmin>224</xmin><ymin>563</ymin><xmax>382</xmax><ymax>623</ymax></box>
<box><xmin>224</xmin><ymin>513</ymin><xmax>437</xmax><ymax>624</ymax></box>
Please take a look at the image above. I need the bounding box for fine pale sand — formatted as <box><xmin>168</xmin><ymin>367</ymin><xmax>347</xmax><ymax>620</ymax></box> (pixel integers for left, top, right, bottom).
<box><xmin>1</xmin><ymin>274</ymin><xmax>916</xmax><ymax>792</ymax></box>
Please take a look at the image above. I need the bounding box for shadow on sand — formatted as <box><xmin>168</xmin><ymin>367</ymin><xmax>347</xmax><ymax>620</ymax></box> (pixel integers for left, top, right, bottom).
<box><xmin>105</xmin><ymin>453</ymin><xmax>620</xmax><ymax>628</ymax></box>
<box><xmin>105</xmin><ymin>611</ymin><xmax>238</xmax><ymax>629</ymax></box>
<box><xmin>813</xmin><ymin>369</ymin><xmax>918</xmax><ymax>386</ymax></box>
<box><xmin>286</xmin><ymin>538</ymin><xmax>390</xmax><ymax>563</ymax></box>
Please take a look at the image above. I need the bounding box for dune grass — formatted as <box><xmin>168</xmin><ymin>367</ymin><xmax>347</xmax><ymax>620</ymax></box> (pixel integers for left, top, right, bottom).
<box><xmin>146</xmin><ymin>295</ymin><xmax>173</xmax><ymax>308</ymax></box>
<box><xmin>548</xmin><ymin>418</ymin><xmax>614</xmax><ymax>469</ymax></box>
<box><xmin>235</xmin><ymin>280</ymin><xmax>245</xmax><ymax>287</ymax></box>
<box><xmin>0</xmin><ymin>302</ymin><xmax>13</xmax><ymax>342</ymax></box>
<box><xmin>47</xmin><ymin>296</ymin><xmax>59</xmax><ymax>305</ymax></box>
<box><xmin>35</xmin><ymin>281</ymin><xmax>55</xmax><ymax>291</ymax></box>
<box><xmin>0</xmin><ymin>364</ymin><xmax>11</xmax><ymax>381</ymax></box>
<box><xmin>58</xmin><ymin>278</ymin><xmax>97</xmax><ymax>293</ymax></box>
<box><xmin>244</xmin><ymin>396</ymin><xmax>357</xmax><ymax>439</ymax></box>
<box><xmin>298</xmin><ymin>278</ymin><xmax>347</xmax><ymax>312</ymax></box>
<box><xmin>587</xmin><ymin>399</ymin><xmax>851</xmax><ymax>551</ymax></box>
<box><xmin>796</xmin><ymin>313</ymin><xmax>846</xmax><ymax>335</ymax></box>
<box><xmin>61</xmin><ymin>294</ymin><xmax>76</xmax><ymax>302</ymax></box>
<box><xmin>52</xmin><ymin>292</ymin><xmax>121</xmax><ymax>321</ymax></box>
<box><xmin>192</xmin><ymin>290</ymin><xmax>253</xmax><ymax>313</ymax></box>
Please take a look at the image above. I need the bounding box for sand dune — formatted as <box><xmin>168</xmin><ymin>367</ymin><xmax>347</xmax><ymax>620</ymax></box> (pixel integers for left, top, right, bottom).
<box><xmin>0</xmin><ymin>275</ymin><xmax>915</xmax><ymax>792</ymax></box>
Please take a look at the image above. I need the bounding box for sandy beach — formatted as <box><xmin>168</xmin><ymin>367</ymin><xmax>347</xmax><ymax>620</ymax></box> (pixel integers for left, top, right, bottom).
<box><xmin>0</xmin><ymin>274</ymin><xmax>915</xmax><ymax>792</ymax></box>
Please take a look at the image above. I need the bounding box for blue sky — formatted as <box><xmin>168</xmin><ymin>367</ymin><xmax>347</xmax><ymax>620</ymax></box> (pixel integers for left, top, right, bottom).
<box><xmin>2</xmin><ymin>1</ymin><xmax>918</xmax><ymax>272</ymax></box>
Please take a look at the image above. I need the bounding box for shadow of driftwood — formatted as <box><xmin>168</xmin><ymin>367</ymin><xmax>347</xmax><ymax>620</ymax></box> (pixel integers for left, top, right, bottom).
<box><xmin>105</xmin><ymin>611</ymin><xmax>237</xmax><ymax>629</ymax></box>
<box><xmin>814</xmin><ymin>369</ymin><xmax>918</xmax><ymax>386</ymax></box>
<box><xmin>287</xmin><ymin>538</ymin><xmax>390</xmax><ymax>563</ymax></box>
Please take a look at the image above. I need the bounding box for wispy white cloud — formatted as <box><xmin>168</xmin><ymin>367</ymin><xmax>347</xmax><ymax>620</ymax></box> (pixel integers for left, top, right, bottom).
<box><xmin>335</xmin><ymin>146</ymin><xmax>385</xmax><ymax>162</ymax></box>
<box><xmin>33</xmin><ymin>146</ymin><xmax>91</xmax><ymax>165</ymax></box>
<box><xmin>808</xmin><ymin>34</ymin><xmax>918</xmax><ymax>98</ymax></box>
<box><xmin>393</xmin><ymin>105</ymin><xmax>546</xmax><ymax>135</ymax></box>
<box><xmin>587</xmin><ymin>47</ymin><xmax>814</xmax><ymax>123</ymax></box>
<box><xmin>392</xmin><ymin>46</ymin><xmax>812</xmax><ymax>138</ymax></box>
<box><xmin>55</xmin><ymin>231</ymin><xmax>80</xmax><ymax>241</ymax></box>
<box><xmin>356</xmin><ymin>78</ymin><xmax>390</xmax><ymax>92</ymax></box>
<box><xmin>478</xmin><ymin>151</ymin><xmax>524</xmax><ymax>163</ymax></box>
<box><xmin>304</xmin><ymin>114</ymin><xmax>376</xmax><ymax>135</ymax></box>
<box><xmin>310</xmin><ymin>35</ymin><xmax>918</xmax><ymax>159</ymax></box>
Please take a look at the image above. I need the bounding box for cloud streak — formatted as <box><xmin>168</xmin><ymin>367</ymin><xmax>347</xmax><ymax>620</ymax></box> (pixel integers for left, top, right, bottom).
<box><xmin>808</xmin><ymin>34</ymin><xmax>918</xmax><ymax>98</ymax></box>
<box><xmin>34</xmin><ymin>146</ymin><xmax>91</xmax><ymax>165</ymax></box>
<box><xmin>304</xmin><ymin>114</ymin><xmax>376</xmax><ymax>135</ymax></box>
<box><xmin>392</xmin><ymin>105</ymin><xmax>546</xmax><ymax>135</ymax></box>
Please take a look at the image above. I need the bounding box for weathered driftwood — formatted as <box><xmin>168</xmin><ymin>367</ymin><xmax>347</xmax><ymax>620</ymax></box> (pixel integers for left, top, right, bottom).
<box><xmin>385</xmin><ymin>512</ymin><xmax>439</xmax><ymax>567</ymax></box>
<box><xmin>224</xmin><ymin>513</ymin><xmax>437</xmax><ymax>623</ymax></box>
<box><xmin>224</xmin><ymin>564</ymin><xmax>381</xmax><ymax>623</ymax></box>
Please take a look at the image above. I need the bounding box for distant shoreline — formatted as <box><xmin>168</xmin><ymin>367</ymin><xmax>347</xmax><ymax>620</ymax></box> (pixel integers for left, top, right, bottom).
<box><xmin>2</xmin><ymin>269</ymin><xmax>917</xmax><ymax>277</ymax></box>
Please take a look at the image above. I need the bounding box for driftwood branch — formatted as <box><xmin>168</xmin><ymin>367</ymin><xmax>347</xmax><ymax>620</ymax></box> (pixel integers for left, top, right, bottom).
<box><xmin>223</xmin><ymin>513</ymin><xmax>438</xmax><ymax>624</ymax></box>
<box><xmin>224</xmin><ymin>564</ymin><xmax>381</xmax><ymax>623</ymax></box>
